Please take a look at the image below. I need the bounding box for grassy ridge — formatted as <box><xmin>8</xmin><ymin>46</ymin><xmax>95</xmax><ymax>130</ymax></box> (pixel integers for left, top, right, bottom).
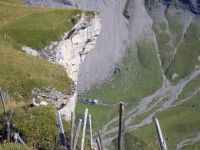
<box><xmin>1</xmin><ymin>9</ymin><xmax>82</xmax><ymax>49</ymax></box>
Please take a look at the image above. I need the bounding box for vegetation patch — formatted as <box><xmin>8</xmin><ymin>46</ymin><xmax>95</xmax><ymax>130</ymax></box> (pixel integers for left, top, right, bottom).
<box><xmin>76</xmin><ymin>102</ymin><xmax>119</xmax><ymax>132</ymax></box>
<box><xmin>0</xmin><ymin>9</ymin><xmax>82</xmax><ymax>49</ymax></box>
<box><xmin>0</xmin><ymin>42</ymin><xmax>71</xmax><ymax>101</ymax></box>
<box><xmin>166</xmin><ymin>21</ymin><xmax>200</xmax><ymax>82</ymax></box>
<box><xmin>0</xmin><ymin>143</ymin><xmax>30</xmax><ymax>150</ymax></box>
<box><xmin>110</xmin><ymin>132</ymin><xmax>148</xmax><ymax>150</ymax></box>
<box><xmin>132</xmin><ymin>93</ymin><xmax>200</xmax><ymax>150</ymax></box>
<box><xmin>0</xmin><ymin>106</ymin><xmax>70</xmax><ymax>150</ymax></box>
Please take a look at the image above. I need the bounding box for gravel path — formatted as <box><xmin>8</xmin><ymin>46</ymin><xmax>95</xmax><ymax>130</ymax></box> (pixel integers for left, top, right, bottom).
<box><xmin>176</xmin><ymin>132</ymin><xmax>200</xmax><ymax>150</ymax></box>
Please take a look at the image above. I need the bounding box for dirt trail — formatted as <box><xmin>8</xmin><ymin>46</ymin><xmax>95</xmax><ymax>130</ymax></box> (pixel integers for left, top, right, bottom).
<box><xmin>176</xmin><ymin>132</ymin><xmax>200</xmax><ymax>150</ymax></box>
<box><xmin>102</xmin><ymin>67</ymin><xmax>200</xmax><ymax>146</ymax></box>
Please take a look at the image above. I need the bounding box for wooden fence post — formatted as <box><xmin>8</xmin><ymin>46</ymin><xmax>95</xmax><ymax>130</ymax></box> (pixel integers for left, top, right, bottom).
<box><xmin>96</xmin><ymin>138</ymin><xmax>101</xmax><ymax>150</ymax></box>
<box><xmin>6</xmin><ymin>108</ymin><xmax>13</xmax><ymax>142</ymax></box>
<box><xmin>17</xmin><ymin>133</ymin><xmax>26</xmax><ymax>145</ymax></box>
<box><xmin>70</xmin><ymin>112</ymin><xmax>75</xmax><ymax>150</ymax></box>
<box><xmin>118</xmin><ymin>102</ymin><xmax>125</xmax><ymax>150</ymax></box>
<box><xmin>0</xmin><ymin>86</ymin><xmax>7</xmax><ymax>114</ymax></box>
<box><xmin>56</xmin><ymin>111</ymin><xmax>67</xmax><ymax>150</ymax></box>
<box><xmin>80</xmin><ymin>108</ymin><xmax>88</xmax><ymax>150</ymax></box>
<box><xmin>154</xmin><ymin>116</ymin><xmax>168</xmax><ymax>150</ymax></box>
<box><xmin>89</xmin><ymin>114</ymin><xmax>93</xmax><ymax>150</ymax></box>
<box><xmin>51</xmin><ymin>136</ymin><xmax>57</xmax><ymax>150</ymax></box>
<box><xmin>73</xmin><ymin>119</ymin><xmax>82</xmax><ymax>150</ymax></box>
<box><xmin>98</xmin><ymin>130</ymin><xmax>103</xmax><ymax>150</ymax></box>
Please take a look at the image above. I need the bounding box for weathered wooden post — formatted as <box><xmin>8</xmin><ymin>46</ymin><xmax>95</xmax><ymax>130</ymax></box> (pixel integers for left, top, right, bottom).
<box><xmin>118</xmin><ymin>102</ymin><xmax>125</xmax><ymax>150</ymax></box>
<box><xmin>0</xmin><ymin>86</ymin><xmax>7</xmax><ymax>114</ymax></box>
<box><xmin>89</xmin><ymin>114</ymin><xmax>93</xmax><ymax>150</ymax></box>
<box><xmin>51</xmin><ymin>136</ymin><xmax>57</xmax><ymax>150</ymax></box>
<box><xmin>17</xmin><ymin>133</ymin><xmax>26</xmax><ymax>145</ymax></box>
<box><xmin>70</xmin><ymin>112</ymin><xmax>75</xmax><ymax>150</ymax></box>
<box><xmin>56</xmin><ymin>111</ymin><xmax>67</xmax><ymax>150</ymax></box>
<box><xmin>73</xmin><ymin>119</ymin><xmax>82</xmax><ymax>150</ymax></box>
<box><xmin>6</xmin><ymin>108</ymin><xmax>13</xmax><ymax>142</ymax></box>
<box><xmin>6</xmin><ymin>122</ymin><xmax>10</xmax><ymax>142</ymax></box>
<box><xmin>154</xmin><ymin>116</ymin><xmax>168</xmax><ymax>150</ymax></box>
<box><xmin>96</xmin><ymin>138</ymin><xmax>101</xmax><ymax>150</ymax></box>
<box><xmin>98</xmin><ymin>130</ymin><xmax>103</xmax><ymax>150</ymax></box>
<box><xmin>80</xmin><ymin>108</ymin><xmax>88</xmax><ymax>150</ymax></box>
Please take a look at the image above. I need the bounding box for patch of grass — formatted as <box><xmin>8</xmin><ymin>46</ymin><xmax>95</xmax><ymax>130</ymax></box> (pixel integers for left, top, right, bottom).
<box><xmin>165</xmin><ymin>7</ymin><xmax>183</xmax><ymax>45</ymax></box>
<box><xmin>0</xmin><ymin>106</ymin><xmax>70</xmax><ymax>150</ymax></box>
<box><xmin>132</xmin><ymin>93</ymin><xmax>200</xmax><ymax>150</ymax></box>
<box><xmin>182</xmin><ymin>142</ymin><xmax>200</xmax><ymax>150</ymax></box>
<box><xmin>159</xmin><ymin>22</ymin><xmax>167</xmax><ymax>31</ymax></box>
<box><xmin>0</xmin><ymin>42</ymin><xmax>71</xmax><ymax>101</ymax></box>
<box><xmin>178</xmin><ymin>75</ymin><xmax>200</xmax><ymax>100</ymax></box>
<box><xmin>0</xmin><ymin>9</ymin><xmax>83</xmax><ymax>49</ymax></box>
<box><xmin>167</xmin><ymin>21</ymin><xmax>200</xmax><ymax>82</ymax></box>
<box><xmin>0</xmin><ymin>143</ymin><xmax>30</xmax><ymax>150</ymax></box>
<box><xmin>0</xmin><ymin>0</ymin><xmax>21</xmax><ymax>4</ymax></box>
<box><xmin>110</xmin><ymin>132</ymin><xmax>148</xmax><ymax>150</ymax></box>
<box><xmin>76</xmin><ymin>102</ymin><xmax>119</xmax><ymax>132</ymax></box>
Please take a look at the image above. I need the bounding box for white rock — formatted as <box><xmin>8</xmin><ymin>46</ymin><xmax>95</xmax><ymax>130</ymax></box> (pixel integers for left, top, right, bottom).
<box><xmin>172</xmin><ymin>73</ymin><xmax>178</xmax><ymax>80</ymax></box>
<box><xmin>40</xmin><ymin>101</ymin><xmax>48</xmax><ymax>106</ymax></box>
<box><xmin>32</xmin><ymin>99</ymin><xmax>40</xmax><ymax>107</ymax></box>
<box><xmin>22</xmin><ymin>46</ymin><xmax>39</xmax><ymax>57</ymax></box>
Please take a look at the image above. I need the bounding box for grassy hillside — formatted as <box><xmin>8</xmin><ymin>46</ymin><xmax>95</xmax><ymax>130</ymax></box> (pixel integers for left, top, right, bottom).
<box><xmin>0</xmin><ymin>0</ymin><xmax>90</xmax><ymax>149</ymax></box>
<box><xmin>0</xmin><ymin>0</ymin><xmax>92</xmax><ymax>102</ymax></box>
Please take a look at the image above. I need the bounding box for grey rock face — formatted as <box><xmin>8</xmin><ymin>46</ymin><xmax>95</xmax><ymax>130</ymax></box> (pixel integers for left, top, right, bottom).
<box><xmin>145</xmin><ymin>0</ymin><xmax>200</xmax><ymax>15</ymax></box>
<box><xmin>76</xmin><ymin>0</ymin><xmax>128</xmax><ymax>92</ymax></box>
<box><xmin>23</xmin><ymin>0</ymin><xmax>73</xmax><ymax>7</ymax></box>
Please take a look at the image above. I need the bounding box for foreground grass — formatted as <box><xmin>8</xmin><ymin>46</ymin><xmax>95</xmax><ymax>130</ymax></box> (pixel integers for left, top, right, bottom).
<box><xmin>109</xmin><ymin>132</ymin><xmax>148</xmax><ymax>150</ymax></box>
<box><xmin>0</xmin><ymin>106</ymin><xmax>70</xmax><ymax>150</ymax></box>
<box><xmin>0</xmin><ymin>143</ymin><xmax>30</xmax><ymax>150</ymax></box>
<box><xmin>132</xmin><ymin>93</ymin><xmax>200</xmax><ymax>150</ymax></box>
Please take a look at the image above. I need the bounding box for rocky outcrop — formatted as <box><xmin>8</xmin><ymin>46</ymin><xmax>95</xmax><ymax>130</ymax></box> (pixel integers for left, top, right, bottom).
<box><xmin>23</xmin><ymin>13</ymin><xmax>101</xmax><ymax>120</ymax></box>
<box><xmin>23</xmin><ymin>13</ymin><xmax>101</xmax><ymax>84</ymax></box>
<box><xmin>32</xmin><ymin>88</ymin><xmax>72</xmax><ymax>108</ymax></box>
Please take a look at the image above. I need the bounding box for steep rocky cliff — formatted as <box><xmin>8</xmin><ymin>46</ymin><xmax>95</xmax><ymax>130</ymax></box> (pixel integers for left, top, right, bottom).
<box><xmin>23</xmin><ymin>13</ymin><xmax>101</xmax><ymax>120</ymax></box>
